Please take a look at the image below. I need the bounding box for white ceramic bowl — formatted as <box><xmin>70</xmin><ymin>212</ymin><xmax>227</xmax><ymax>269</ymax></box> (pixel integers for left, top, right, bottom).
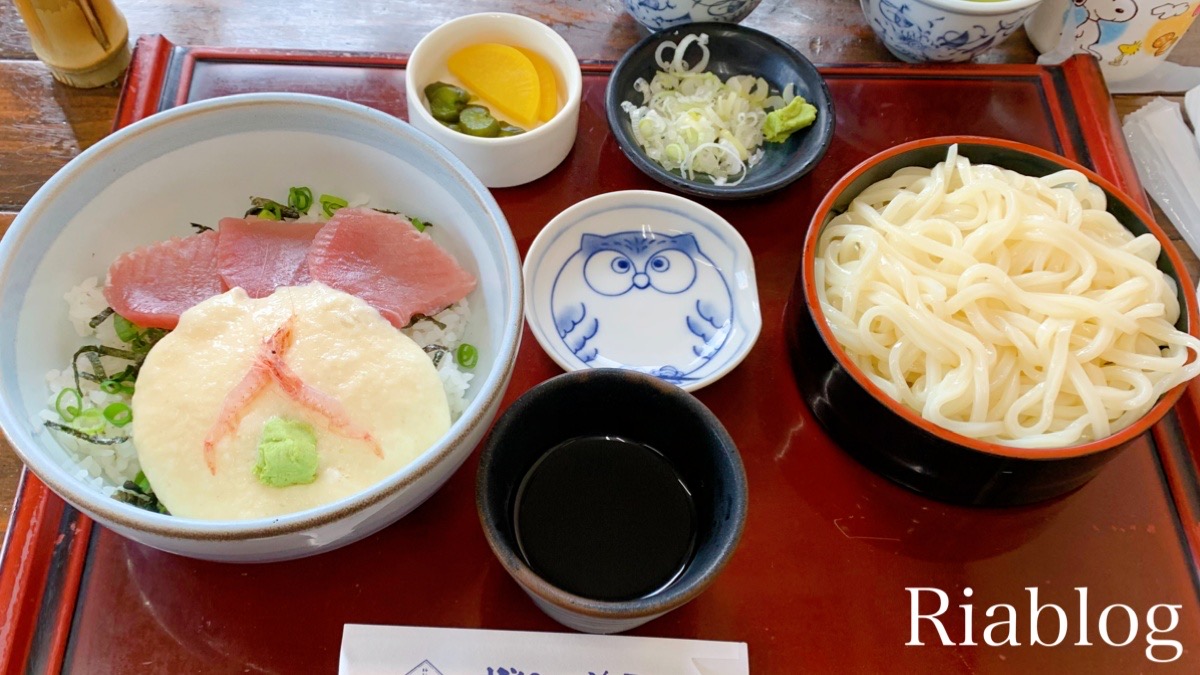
<box><xmin>523</xmin><ymin>190</ymin><xmax>761</xmax><ymax>392</ymax></box>
<box><xmin>621</xmin><ymin>0</ymin><xmax>764</xmax><ymax>31</ymax></box>
<box><xmin>405</xmin><ymin>13</ymin><xmax>583</xmax><ymax>188</ymax></box>
<box><xmin>860</xmin><ymin>0</ymin><xmax>1044</xmax><ymax>63</ymax></box>
<box><xmin>0</xmin><ymin>93</ymin><xmax>523</xmax><ymax>562</ymax></box>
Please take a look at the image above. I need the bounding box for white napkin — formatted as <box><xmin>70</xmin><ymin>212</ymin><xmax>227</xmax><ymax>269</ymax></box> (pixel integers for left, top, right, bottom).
<box><xmin>338</xmin><ymin>624</ymin><xmax>750</xmax><ymax>675</ymax></box>
<box><xmin>1122</xmin><ymin>90</ymin><xmax>1200</xmax><ymax>261</ymax></box>
<box><xmin>1108</xmin><ymin>63</ymin><xmax>1200</xmax><ymax>96</ymax></box>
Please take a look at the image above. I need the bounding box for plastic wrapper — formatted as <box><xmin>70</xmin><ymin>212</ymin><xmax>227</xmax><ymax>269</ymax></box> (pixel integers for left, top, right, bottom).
<box><xmin>1122</xmin><ymin>91</ymin><xmax>1200</xmax><ymax>290</ymax></box>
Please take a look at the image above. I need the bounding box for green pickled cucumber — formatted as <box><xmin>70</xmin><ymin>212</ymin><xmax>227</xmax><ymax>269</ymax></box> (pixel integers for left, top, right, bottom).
<box><xmin>424</xmin><ymin>82</ymin><xmax>471</xmax><ymax>123</ymax></box>
<box><xmin>459</xmin><ymin>105</ymin><xmax>501</xmax><ymax>137</ymax></box>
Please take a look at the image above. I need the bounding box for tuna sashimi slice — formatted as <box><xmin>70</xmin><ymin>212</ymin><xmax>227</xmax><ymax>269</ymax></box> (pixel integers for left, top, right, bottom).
<box><xmin>103</xmin><ymin>230</ymin><xmax>224</xmax><ymax>330</ymax></box>
<box><xmin>217</xmin><ymin>217</ymin><xmax>323</xmax><ymax>298</ymax></box>
<box><xmin>306</xmin><ymin>208</ymin><xmax>477</xmax><ymax>328</ymax></box>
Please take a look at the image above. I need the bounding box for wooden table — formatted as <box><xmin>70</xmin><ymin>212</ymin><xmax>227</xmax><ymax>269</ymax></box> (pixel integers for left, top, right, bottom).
<box><xmin>0</xmin><ymin>0</ymin><xmax>1197</xmax><ymax>534</ymax></box>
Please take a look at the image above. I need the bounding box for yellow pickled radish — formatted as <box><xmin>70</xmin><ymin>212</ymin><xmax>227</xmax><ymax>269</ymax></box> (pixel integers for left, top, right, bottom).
<box><xmin>515</xmin><ymin>46</ymin><xmax>559</xmax><ymax>122</ymax></box>
<box><xmin>448</xmin><ymin>43</ymin><xmax>540</xmax><ymax>128</ymax></box>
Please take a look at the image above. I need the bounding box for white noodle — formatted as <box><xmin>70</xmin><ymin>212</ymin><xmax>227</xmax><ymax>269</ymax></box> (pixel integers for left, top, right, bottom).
<box><xmin>816</xmin><ymin>145</ymin><xmax>1200</xmax><ymax>448</ymax></box>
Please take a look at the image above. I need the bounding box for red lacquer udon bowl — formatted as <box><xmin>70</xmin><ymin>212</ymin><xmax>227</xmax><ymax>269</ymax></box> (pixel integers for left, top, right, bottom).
<box><xmin>785</xmin><ymin>136</ymin><xmax>1200</xmax><ymax>506</ymax></box>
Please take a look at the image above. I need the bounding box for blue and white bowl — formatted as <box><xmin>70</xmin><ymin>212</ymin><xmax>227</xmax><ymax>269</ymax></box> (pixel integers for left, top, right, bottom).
<box><xmin>861</xmin><ymin>0</ymin><xmax>1045</xmax><ymax>63</ymax></box>
<box><xmin>622</xmin><ymin>0</ymin><xmax>763</xmax><ymax>31</ymax></box>
<box><xmin>524</xmin><ymin>190</ymin><xmax>761</xmax><ymax>392</ymax></box>
<box><xmin>0</xmin><ymin>93</ymin><xmax>523</xmax><ymax>562</ymax></box>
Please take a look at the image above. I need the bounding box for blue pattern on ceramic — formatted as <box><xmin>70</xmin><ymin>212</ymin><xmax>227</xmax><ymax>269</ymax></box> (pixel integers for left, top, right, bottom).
<box><xmin>0</xmin><ymin>93</ymin><xmax>524</xmax><ymax>561</ymax></box>
<box><xmin>622</xmin><ymin>0</ymin><xmax>763</xmax><ymax>31</ymax></box>
<box><xmin>523</xmin><ymin>190</ymin><xmax>760</xmax><ymax>393</ymax></box>
<box><xmin>861</xmin><ymin>0</ymin><xmax>1040</xmax><ymax>63</ymax></box>
<box><xmin>550</xmin><ymin>230</ymin><xmax>733</xmax><ymax>382</ymax></box>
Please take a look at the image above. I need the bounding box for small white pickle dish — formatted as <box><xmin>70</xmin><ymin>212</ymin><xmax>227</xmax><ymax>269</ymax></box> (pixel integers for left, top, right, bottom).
<box><xmin>405</xmin><ymin>12</ymin><xmax>584</xmax><ymax>188</ymax></box>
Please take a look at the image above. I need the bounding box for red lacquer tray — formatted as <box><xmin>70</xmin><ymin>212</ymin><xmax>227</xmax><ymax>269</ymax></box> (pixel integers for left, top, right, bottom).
<box><xmin>4</xmin><ymin>36</ymin><xmax>1200</xmax><ymax>673</ymax></box>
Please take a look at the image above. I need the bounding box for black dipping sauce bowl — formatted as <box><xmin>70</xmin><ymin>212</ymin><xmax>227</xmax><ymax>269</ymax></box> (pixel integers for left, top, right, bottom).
<box><xmin>786</xmin><ymin>136</ymin><xmax>1200</xmax><ymax>507</ymax></box>
<box><xmin>477</xmin><ymin>369</ymin><xmax>748</xmax><ymax>634</ymax></box>
<box><xmin>605</xmin><ymin>22</ymin><xmax>835</xmax><ymax>200</ymax></box>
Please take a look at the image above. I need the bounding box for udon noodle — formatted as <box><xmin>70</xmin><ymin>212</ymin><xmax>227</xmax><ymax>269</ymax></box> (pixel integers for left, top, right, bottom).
<box><xmin>815</xmin><ymin>145</ymin><xmax>1200</xmax><ymax>448</ymax></box>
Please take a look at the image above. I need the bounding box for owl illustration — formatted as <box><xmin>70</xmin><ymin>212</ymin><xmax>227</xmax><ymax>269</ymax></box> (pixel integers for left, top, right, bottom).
<box><xmin>551</xmin><ymin>231</ymin><xmax>733</xmax><ymax>382</ymax></box>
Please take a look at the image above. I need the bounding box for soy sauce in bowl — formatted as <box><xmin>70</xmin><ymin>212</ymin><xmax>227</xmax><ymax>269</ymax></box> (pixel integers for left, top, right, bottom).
<box><xmin>476</xmin><ymin>369</ymin><xmax>747</xmax><ymax>633</ymax></box>
<box><xmin>513</xmin><ymin>435</ymin><xmax>696</xmax><ymax>602</ymax></box>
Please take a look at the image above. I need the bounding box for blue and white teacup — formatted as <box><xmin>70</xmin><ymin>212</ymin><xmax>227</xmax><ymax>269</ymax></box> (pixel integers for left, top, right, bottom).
<box><xmin>861</xmin><ymin>0</ymin><xmax>1046</xmax><ymax>62</ymax></box>
<box><xmin>622</xmin><ymin>0</ymin><xmax>764</xmax><ymax>31</ymax></box>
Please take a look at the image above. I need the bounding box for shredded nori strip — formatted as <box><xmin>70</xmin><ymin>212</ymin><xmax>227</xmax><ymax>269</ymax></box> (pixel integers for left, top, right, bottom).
<box><xmin>71</xmin><ymin>345</ymin><xmax>140</xmax><ymax>395</ymax></box>
<box><xmin>44</xmin><ymin>420</ymin><xmax>129</xmax><ymax>445</ymax></box>
<box><xmin>247</xmin><ymin>197</ymin><xmax>301</xmax><ymax>220</ymax></box>
<box><xmin>423</xmin><ymin>343</ymin><xmax>449</xmax><ymax>368</ymax></box>
<box><xmin>114</xmin><ymin>479</ymin><xmax>169</xmax><ymax>514</ymax></box>
<box><xmin>408</xmin><ymin>313</ymin><xmax>447</xmax><ymax>330</ymax></box>
<box><xmin>366</xmin><ymin>208</ymin><xmax>433</xmax><ymax>231</ymax></box>
<box><xmin>111</xmin><ymin>364</ymin><xmax>140</xmax><ymax>382</ymax></box>
<box><xmin>128</xmin><ymin>327</ymin><xmax>167</xmax><ymax>354</ymax></box>
<box><xmin>88</xmin><ymin>307</ymin><xmax>114</xmax><ymax>330</ymax></box>
<box><xmin>190</xmin><ymin>222</ymin><xmax>213</xmax><ymax>233</ymax></box>
<box><xmin>85</xmin><ymin>307</ymin><xmax>164</xmax><ymax>355</ymax></box>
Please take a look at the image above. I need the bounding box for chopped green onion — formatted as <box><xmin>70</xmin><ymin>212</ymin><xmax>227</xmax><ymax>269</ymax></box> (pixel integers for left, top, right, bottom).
<box><xmin>259</xmin><ymin>202</ymin><xmax>283</xmax><ymax>221</ymax></box>
<box><xmin>133</xmin><ymin>470</ymin><xmax>152</xmax><ymax>494</ymax></box>
<box><xmin>320</xmin><ymin>194</ymin><xmax>348</xmax><ymax>217</ymax></box>
<box><xmin>455</xmin><ymin>343</ymin><xmax>479</xmax><ymax>369</ymax></box>
<box><xmin>113</xmin><ymin>314</ymin><xmax>139</xmax><ymax>343</ymax></box>
<box><xmin>247</xmin><ymin>197</ymin><xmax>300</xmax><ymax>220</ymax></box>
<box><xmin>103</xmin><ymin>402</ymin><xmax>133</xmax><ymax>427</ymax></box>
<box><xmin>288</xmin><ymin>186</ymin><xmax>314</xmax><ymax>213</ymax></box>
<box><xmin>99</xmin><ymin>378</ymin><xmax>134</xmax><ymax>396</ymax></box>
<box><xmin>411</xmin><ymin>217</ymin><xmax>428</xmax><ymax>232</ymax></box>
<box><xmin>74</xmin><ymin>408</ymin><xmax>105</xmax><ymax>433</ymax></box>
<box><xmin>71</xmin><ymin>344</ymin><xmax>140</xmax><ymax>396</ymax></box>
<box><xmin>111</xmin><ymin>365</ymin><xmax>138</xmax><ymax>383</ymax></box>
<box><xmin>55</xmin><ymin>388</ymin><xmax>82</xmax><ymax>422</ymax></box>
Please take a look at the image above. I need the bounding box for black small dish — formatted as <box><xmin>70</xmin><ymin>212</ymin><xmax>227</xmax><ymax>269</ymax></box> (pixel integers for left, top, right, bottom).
<box><xmin>476</xmin><ymin>369</ymin><xmax>748</xmax><ymax>633</ymax></box>
<box><xmin>605</xmin><ymin>22</ymin><xmax>835</xmax><ymax>200</ymax></box>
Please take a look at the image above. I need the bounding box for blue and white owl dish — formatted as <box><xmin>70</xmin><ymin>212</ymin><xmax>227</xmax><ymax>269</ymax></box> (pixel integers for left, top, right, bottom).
<box><xmin>524</xmin><ymin>190</ymin><xmax>761</xmax><ymax>392</ymax></box>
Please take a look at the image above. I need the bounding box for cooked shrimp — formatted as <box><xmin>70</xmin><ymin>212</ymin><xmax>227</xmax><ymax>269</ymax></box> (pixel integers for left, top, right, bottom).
<box><xmin>201</xmin><ymin>316</ymin><xmax>382</xmax><ymax>474</ymax></box>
